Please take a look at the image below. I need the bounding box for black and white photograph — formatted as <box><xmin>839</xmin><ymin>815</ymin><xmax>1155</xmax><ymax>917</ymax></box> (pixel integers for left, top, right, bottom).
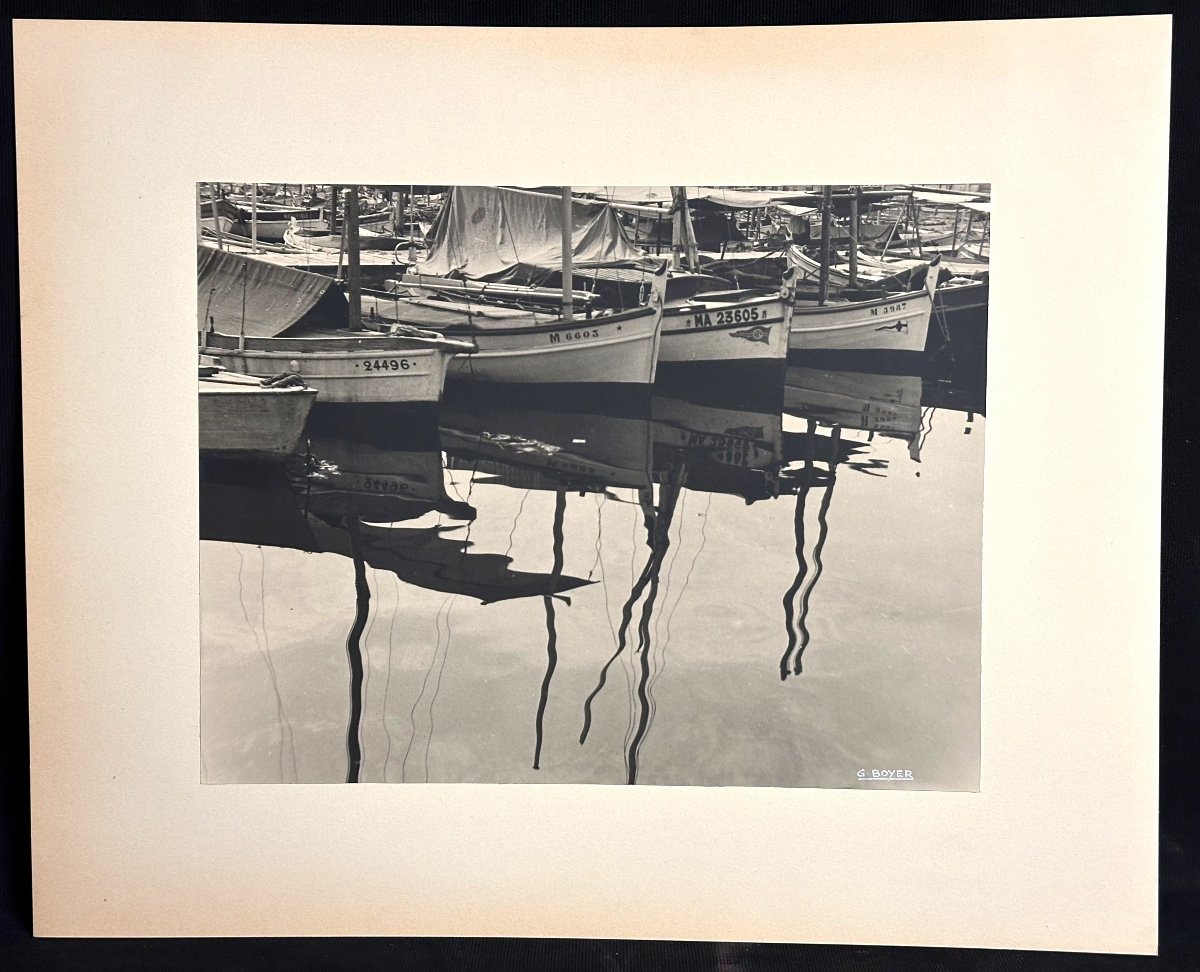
<box><xmin>198</xmin><ymin>183</ymin><xmax>989</xmax><ymax>788</ymax></box>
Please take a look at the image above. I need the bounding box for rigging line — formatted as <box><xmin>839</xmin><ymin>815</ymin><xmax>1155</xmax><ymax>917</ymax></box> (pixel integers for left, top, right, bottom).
<box><xmin>580</xmin><ymin>507</ymin><xmax>659</xmax><ymax>746</ymax></box>
<box><xmin>259</xmin><ymin>545</ymin><xmax>298</xmax><ymax>783</ymax></box>
<box><xmin>381</xmin><ymin>573</ymin><xmax>400</xmax><ymax>783</ymax></box>
<box><xmin>504</xmin><ymin>489</ymin><xmax>531</xmax><ymax>559</ymax></box>
<box><xmin>652</xmin><ymin>488</ymin><xmax>711</xmax><ymax>696</ymax></box>
<box><xmin>593</xmin><ymin>494</ymin><xmax>620</xmax><ymax>646</ymax></box>
<box><xmin>793</xmin><ymin>468</ymin><xmax>837</xmax><ymax>676</ymax></box>
<box><xmin>653</xmin><ymin>486</ymin><xmax>688</xmax><ymax>653</ymax></box>
<box><xmin>780</xmin><ymin>470</ymin><xmax>811</xmax><ymax>681</ymax></box>
<box><xmin>234</xmin><ymin>544</ymin><xmax>284</xmax><ymax>783</ymax></box>
<box><xmin>401</xmin><ymin>592</ymin><xmax>451</xmax><ymax>782</ymax></box>
<box><xmin>423</xmin><ymin>593</ymin><xmax>457</xmax><ymax>783</ymax></box>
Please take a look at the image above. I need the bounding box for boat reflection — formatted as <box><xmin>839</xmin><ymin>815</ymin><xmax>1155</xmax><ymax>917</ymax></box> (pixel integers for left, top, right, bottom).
<box><xmin>202</xmin><ymin>355</ymin><xmax>985</xmax><ymax>784</ymax></box>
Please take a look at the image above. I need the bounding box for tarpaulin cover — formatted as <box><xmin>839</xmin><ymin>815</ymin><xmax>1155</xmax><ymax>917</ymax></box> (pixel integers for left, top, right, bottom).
<box><xmin>773</xmin><ymin>203</ymin><xmax>819</xmax><ymax>217</ymax></box>
<box><xmin>197</xmin><ymin>245</ymin><xmax>347</xmax><ymax>337</ymax></box>
<box><xmin>959</xmin><ymin>201</ymin><xmax>992</xmax><ymax>214</ymax></box>
<box><xmin>571</xmin><ymin>186</ymin><xmax>819</xmax><ymax>210</ymax></box>
<box><xmin>416</xmin><ymin>186</ymin><xmax>647</xmax><ymax>280</ymax></box>
<box><xmin>911</xmin><ymin>190</ymin><xmax>982</xmax><ymax>205</ymax></box>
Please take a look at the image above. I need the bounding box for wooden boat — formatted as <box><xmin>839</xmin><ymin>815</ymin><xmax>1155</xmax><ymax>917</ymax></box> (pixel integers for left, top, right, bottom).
<box><xmin>197</xmin><ymin>243</ymin><xmax>474</xmax><ymax>404</ymax></box>
<box><xmin>362</xmin><ymin>187</ymin><xmax>669</xmax><ymax>386</ymax></box>
<box><xmin>363</xmin><ymin>260</ymin><xmax>669</xmax><ymax>387</ymax></box>
<box><xmin>198</xmin><ymin>361</ymin><xmax>317</xmax><ymax>455</ymax></box>
<box><xmin>787</xmin><ymin>245</ymin><xmax>988</xmax><ymax>317</ymax></box>
<box><xmin>658</xmin><ymin>276</ymin><xmax>791</xmax><ymax>369</ymax></box>
<box><xmin>199</xmin><ymin>328</ymin><xmax>473</xmax><ymax>404</ymax></box>
<box><xmin>784</xmin><ymin>256</ymin><xmax>940</xmax><ymax>353</ymax></box>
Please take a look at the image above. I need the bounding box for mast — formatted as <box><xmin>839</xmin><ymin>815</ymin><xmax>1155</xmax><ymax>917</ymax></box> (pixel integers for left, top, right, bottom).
<box><xmin>250</xmin><ymin>182</ymin><xmax>259</xmax><ymax>254</ymax></box>
<box><xmin>818</xmin><ymin>185</ymin><xmax>833</xmax><ymax>305</ymax></box>
<box><xmin>848</xmin><ymin>187</ymin><xmax>859</xmax><ymax>288</ymax></box>
<box><xmin>561</xmin><ymin>186</ymin><xmax>574</xmax><ymax>322</ymax></box>
<box><xmin>345</xmin><ymin>186</ymin><xmax>362</xmax><ymax>331</ymax></box>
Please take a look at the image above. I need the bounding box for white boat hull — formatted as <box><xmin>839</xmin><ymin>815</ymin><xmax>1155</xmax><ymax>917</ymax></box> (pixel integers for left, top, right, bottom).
<box><xmin>660</xmin><ymin>295</ymin><xmax>789</xmax><ymax>364</ymax></box>
<box><xmin>202</xmin><ymin>343</ymin><xmax>453</xmax><ymax>404</ymax></box>
<box><xmin>445</xmin><ymin>307</ymin><xmax>662</xmax><ymax>385</ymax></box>
<box><xmin>786</xmin><ymin>290</ymin><xmax>933</xmax><ymax>352</ymax></box>
<box><xmin>248</xmin><ymin>217</ymin><xmax>326</xmax><ymax>242</ymax></box>
<box><xmin>785</xmin><ymin>260</ymin><xmax>940</xmax><ymax>354</ymax></box>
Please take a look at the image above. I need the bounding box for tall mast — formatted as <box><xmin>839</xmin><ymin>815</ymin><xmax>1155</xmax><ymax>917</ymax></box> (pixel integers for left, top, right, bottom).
<box><xmin>561</xmin><ymin>186</ymin><xmax>574</xmax><ymax>322</ymax></box>
<box><xmin>818</xmin><ymin>185</ymin><xmax>833</xmax><ymax>305</ymax></box>
<box><xmin>345</xmin><ymin>186</ymin><xmax>362</xmax><ymax>331</ymax></box>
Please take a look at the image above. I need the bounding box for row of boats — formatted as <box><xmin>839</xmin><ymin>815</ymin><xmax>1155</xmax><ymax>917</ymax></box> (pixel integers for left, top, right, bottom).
<box><xmin>198</xmin><ymin>184</ymin><xmax>989</xmax><ymax>443</ymax></box>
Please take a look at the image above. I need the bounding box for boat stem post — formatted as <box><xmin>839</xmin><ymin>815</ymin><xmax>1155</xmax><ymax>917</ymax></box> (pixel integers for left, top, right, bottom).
<box><xmin>682</xmin><ymin>196</ymin><xmax>699</xmax><ymax>271</ymax></box>
<box><xmin>328</xmin><ymin>185</ymin><xmax>340</xmax><ymax>233</ymax></box>
<box><xmin>561</xmin><ymin>186</ymin><xmax>574</xmax><ymax>323</ymax></box>
<box><xmin>818</xmin><ymin>185</ymin><xmax>833</xmax><ymax>305</ymax></box>
<box><xmin>848</xmin><ymin>187</ymin><xmax>859</xmax><ymax>288</ymax></box>
<box><xmin>346</xmin><ymin>187</ymin><xmax>362</xmax><ymax>331</ymax></box>
<box><xmin>250</xmin><ymin>183</ymin><xmax>259</xmax><ymax>254</ymax></box>
<box><xmin>207</xmin><ymin>183</ymin><xmax>226</xmax><ymax>251</ymax></box>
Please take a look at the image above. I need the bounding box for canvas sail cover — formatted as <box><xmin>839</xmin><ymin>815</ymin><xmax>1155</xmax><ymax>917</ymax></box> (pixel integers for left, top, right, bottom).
<box><xmin>415</xmin><ymin>186</ymin><xmax>648</xmax><ymax>279</ymax></box>
<box><xmin>197</xmin><ymin>245</ymin><xmax>347</xmax><ymax>337</ymax></box>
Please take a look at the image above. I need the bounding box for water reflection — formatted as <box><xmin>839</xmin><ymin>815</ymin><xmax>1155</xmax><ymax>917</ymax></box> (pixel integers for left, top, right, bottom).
<box><xmin>201</xmin><ymin>351</ymin><xmax>985</xmax><ymax>788</ymax></box>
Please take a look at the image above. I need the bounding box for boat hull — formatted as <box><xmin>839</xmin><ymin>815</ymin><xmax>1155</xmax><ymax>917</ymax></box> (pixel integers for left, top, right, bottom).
<box><xmin>445</xmin><ymin>307</ymin><xmax>662</xmax><ymax>386</ymax></box>
<box><xmin>787</xmin><ymin>288</ymin><xmax>933</xmax><ymax>353</ymax></box>
<box><xmin>659</xmin><ymin>295</ymin><xmax>790</xmax><ymax>365</ymax></box>
<box><xmin>201</xmin><ymin>337</ymin><xmax>454</xmax><ymax>404</ymax></box>
<box><xmin>198</xmin><ymin>378</ymin><xmax>316</xmax><ymax>454</ymax></box>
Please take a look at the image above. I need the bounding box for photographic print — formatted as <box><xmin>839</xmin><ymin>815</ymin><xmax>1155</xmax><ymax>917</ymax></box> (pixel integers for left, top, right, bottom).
<box><xmin>198</xmin><ymin>183</ymin><xmax>988</xmax><ymax>788</ymax></box>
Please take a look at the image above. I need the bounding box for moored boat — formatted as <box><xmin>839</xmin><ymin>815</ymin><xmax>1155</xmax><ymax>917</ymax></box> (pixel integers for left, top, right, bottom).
<box><xmin>198</xmin><ymin>361</ymin><xmax>317</xmax><ymax>455</ymax></box>
<box><xmin>784</xmin><ymin>256</ymin><xmax>940</xmax><ymax>354</ymax></box>
<box><xmin>658</xmin><ymin>275</ymin><xmax>792</xmax><ymax>370</ymax></box>
<box><xmin>197</xmin><ymin>243</ymin><xmax>473</xmax><ymax>404</ymax></box>
<box><xmin>365</xmin><ymin>255</ymin><xmax>669</xmax><ymax>387</ymax></box>
<box><xmin>199</xmin><ymin>329</ymin><xmax>473</xmax><ymax>405</ymax></box>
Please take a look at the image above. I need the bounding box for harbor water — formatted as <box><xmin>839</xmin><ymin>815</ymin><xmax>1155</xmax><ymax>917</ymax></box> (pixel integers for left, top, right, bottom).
<box><xmin>200</xmin><ymin>338</ymin><xmax>985</xmax><ymax>789</ymax></box>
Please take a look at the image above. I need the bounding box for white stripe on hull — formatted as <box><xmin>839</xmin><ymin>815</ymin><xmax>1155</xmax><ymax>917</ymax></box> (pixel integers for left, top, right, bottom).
<box><xmin>447</xmin><ymin>310</ymin><xmax>661</xmax><ymax>384</ymax></box>
<box><xmin>210</xmin><ymin>347</ymin><xmax>451</xmax><ymax>403</ymax></box>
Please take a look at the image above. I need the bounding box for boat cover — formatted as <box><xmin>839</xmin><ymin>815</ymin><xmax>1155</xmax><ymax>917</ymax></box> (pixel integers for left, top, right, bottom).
<box><xmin>910</xmin><ymin>190</ymin><xmax>982</xmax><ymax>205</ymax></box>
<box><xmin>197</xmin><ymin>245</ymin><xmax>347</xmax><ymax>337</ymax></box>
<box><xmin>415</xmin><ymin>186</ymin><xmax>647</xmax><ymax>279</ymax></box>
<box><xmin>572</xmin><ymin>186</ymin><xmax>820</xmax><ymax>210</ymax></box>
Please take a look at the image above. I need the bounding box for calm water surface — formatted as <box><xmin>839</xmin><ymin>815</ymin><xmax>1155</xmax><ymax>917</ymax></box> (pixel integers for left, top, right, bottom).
<box><xmin>200</xmin><ymin>346</ymin><xmax>985</xmax><ymax>789</ymax></box>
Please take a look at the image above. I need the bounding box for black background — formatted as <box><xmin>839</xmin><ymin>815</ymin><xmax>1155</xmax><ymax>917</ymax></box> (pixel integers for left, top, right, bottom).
<box><xmin>3</xmin><ymin>2</ymin><xmax>1196</xmax><ymax>968</ymax></box>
